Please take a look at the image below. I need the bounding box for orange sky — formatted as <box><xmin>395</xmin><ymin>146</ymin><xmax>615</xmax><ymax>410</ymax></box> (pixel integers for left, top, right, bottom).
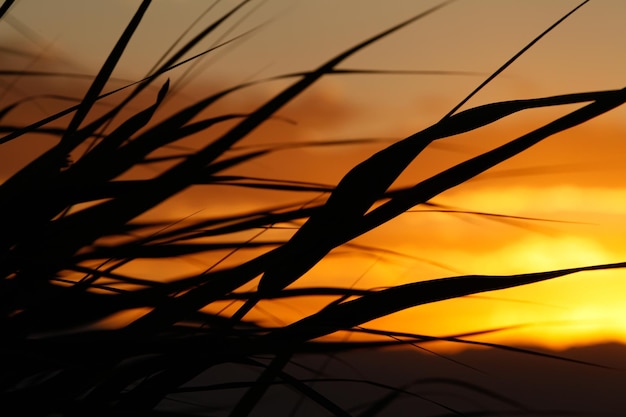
<box><xmin>2</xmin><ymin>0</ymin><xmax>626</xmax><ymax>353</ymax></box>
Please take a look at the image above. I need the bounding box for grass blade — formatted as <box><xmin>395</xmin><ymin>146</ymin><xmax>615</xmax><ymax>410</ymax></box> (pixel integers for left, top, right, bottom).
<box><xmin>442</xmin><ymin>0</ymin><xmax>590</xmax><ymax>119</ymax></box>
<box><xmin>0</xmin><ymin>0</ymin><xmax>15</xmax><ymax>20</ymax></box>
<box><xmin>262</xmin><ymin>261</ymin><xmax>626</xmax><ymax>346</ymax></box>
<box><xmin>60</xmin><ymin>0</ymin><xmax>152</xmax><ymax>145</ymax></box>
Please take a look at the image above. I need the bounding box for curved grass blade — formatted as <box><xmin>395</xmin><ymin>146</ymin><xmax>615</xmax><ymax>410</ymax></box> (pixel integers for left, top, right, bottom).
<box><xmin>363</xmin><ymin>88</ymin><xmax>626</xmax><ymax>233</ymax></box>
<box><xmin>261</xmin><ymin>261</ymin><xmax>626</xmax><ymax>346</ymax></box>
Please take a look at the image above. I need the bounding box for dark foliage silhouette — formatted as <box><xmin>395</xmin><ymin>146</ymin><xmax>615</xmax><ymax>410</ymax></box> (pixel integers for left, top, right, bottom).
<box><xmin>1</xmin><ymin>1</ymin><xmax>625</xmax><ymax>416</ymax></box>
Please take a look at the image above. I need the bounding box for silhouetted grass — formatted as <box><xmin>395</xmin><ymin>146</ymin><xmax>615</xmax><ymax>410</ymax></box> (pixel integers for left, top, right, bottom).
<box><xmin>1</xmin><ymin>1</ymin><xmax>624</xmax><ymax>416</ymax></box>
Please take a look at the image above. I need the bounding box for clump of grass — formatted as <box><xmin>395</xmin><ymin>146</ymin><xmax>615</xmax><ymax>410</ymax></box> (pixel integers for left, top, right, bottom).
<box><xmin>1</xmin><ymin>1</ymin><xmax>625</xmax><ymax>416</ymax></box>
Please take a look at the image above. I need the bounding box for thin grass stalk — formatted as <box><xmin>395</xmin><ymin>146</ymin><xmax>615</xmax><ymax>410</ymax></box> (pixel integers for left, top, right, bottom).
<box><xmin>0</xmin><ymin>0</ymin><xmax>15</xmax><ymax>20</ymax></box>
<box><xmin>441</xmin><ymin>0</ymin><xmax>589</xmax><ymax>120</ymax></box>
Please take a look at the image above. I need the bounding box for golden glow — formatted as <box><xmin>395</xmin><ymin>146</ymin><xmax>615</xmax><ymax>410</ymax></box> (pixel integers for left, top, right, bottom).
<box><xmin>228</xmin><ymin>182</ymin><xmax>626</xmax><ymax>352</ymax></box>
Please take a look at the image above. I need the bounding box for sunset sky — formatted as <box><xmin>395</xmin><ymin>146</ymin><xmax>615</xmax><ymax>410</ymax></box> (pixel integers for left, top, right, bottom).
<box><xmin>3</xmin><ymin>0</ymin><xmax>626</xmax><ymax>353</ymax></box>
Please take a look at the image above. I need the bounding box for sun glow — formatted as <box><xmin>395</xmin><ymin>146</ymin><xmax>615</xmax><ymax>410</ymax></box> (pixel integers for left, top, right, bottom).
<box><xmin>385</xmin><ymin>185</ymin><xmax>626</xmax><ymax>350</ymax></box>
<box><xmin>233</xmin><ymin>183</ymin><xmax>626</xmax><ymax>352</ymax></box>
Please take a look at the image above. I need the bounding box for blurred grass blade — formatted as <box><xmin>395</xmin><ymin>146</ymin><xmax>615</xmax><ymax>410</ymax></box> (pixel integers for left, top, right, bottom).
<box><xmin>228</xmin><ymin>353</ymin><xmax>293</xmax><ymax>417</ymax></box>
<box><xmin>0</xmin><ymin>101</ymin><xmax>19</xmax><ymax>122</ymax></box>
<box><xmin>0</xmin><ymin>32</ymin><xmax>255</xmax><ymax>147</ymax></box>
<box><xmin>77</xmin><ymin>241</ymin><xmax>280</xmax><ymax>261</ymax></box>
<box><xmin>0</xmin><ymin>0</ymin><xmax>15</xmax><ymax>20</ymax></box>
<box><xmin>355</xmin><ymin>327</ymin><xmax>608</xmax><ymax>369</ymax></box>
<box><xmin>66</xmin><ymin>79</ymin><xmax>170</xmax><ymax>179</ymax></box>
<box><xmin>230</xmin><ymin>354</ymin><xmax>353</xmax><ymax>417</ymax></box>
<box><xmin>146</xmin><ymin>0</ymin><xmax>253</xmax><ymax>82</ymax></box>
<box><xmin>0</xmin><ymin>80</ymin><xmax>169</xmax><ymax>267</ymax></box>
<box><xmin>60</xmin><ymin>0</ymin><xmax>152</xmax><ymax>145</ymax></box>
<box><xmin>208</xmin><ymin>175</ymin><xmax>334</xmax><ymax>193</ymax></box>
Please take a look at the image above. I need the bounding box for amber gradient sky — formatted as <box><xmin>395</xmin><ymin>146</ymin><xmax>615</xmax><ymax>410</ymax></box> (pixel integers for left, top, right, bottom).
<box><xmin>2</xmin><ymin>0</ymin><xmax>626</xmax><ymax>352</ymax></box>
